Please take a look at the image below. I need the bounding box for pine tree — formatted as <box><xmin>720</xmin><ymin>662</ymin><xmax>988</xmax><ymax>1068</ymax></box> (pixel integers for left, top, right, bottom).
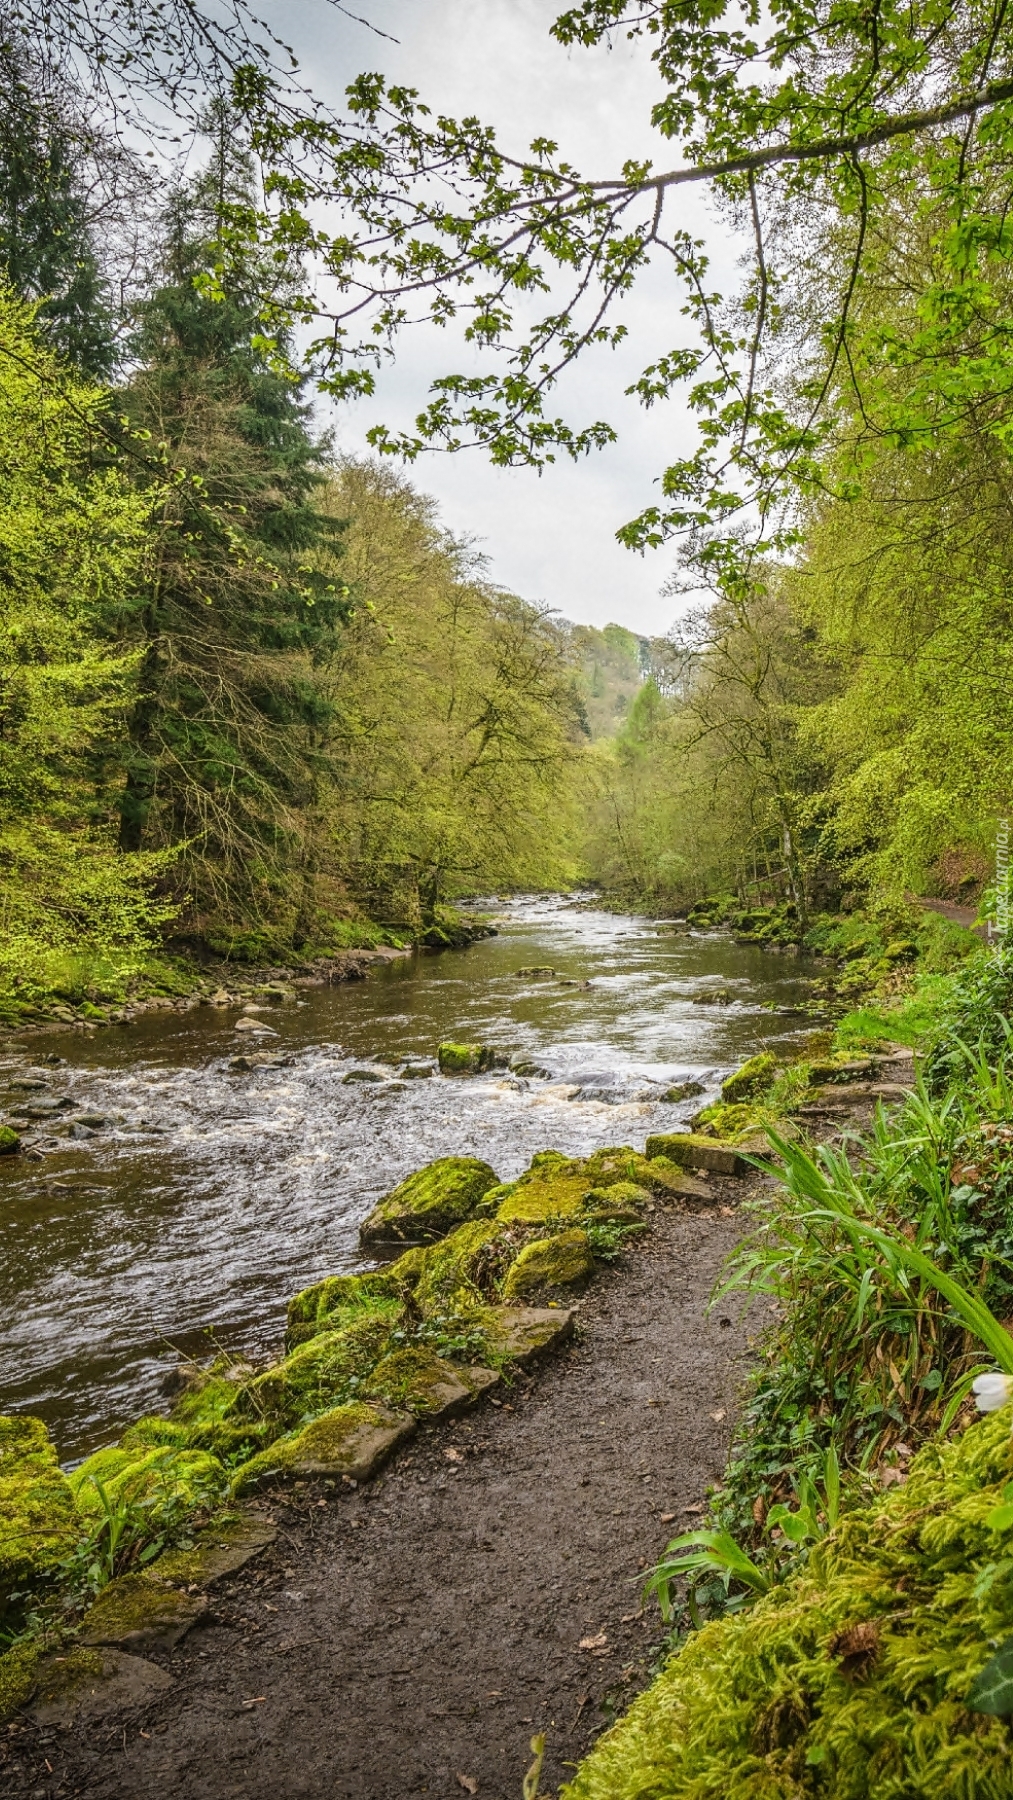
<box><xmin>0</xmin><ymin>32</ymin><xmax>114</xmax><ymax>375</ymax></box>
<box><xmin>115</xmin><ymin>113</ymin><xmax>348</xmax><ymax>945</ymax></box>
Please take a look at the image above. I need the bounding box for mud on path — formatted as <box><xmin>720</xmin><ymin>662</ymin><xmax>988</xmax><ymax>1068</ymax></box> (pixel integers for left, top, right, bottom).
<box><xmin>4</xmin><ymin>1202</ymin><xmax>754</xmax><ymax>1800</ymax></box>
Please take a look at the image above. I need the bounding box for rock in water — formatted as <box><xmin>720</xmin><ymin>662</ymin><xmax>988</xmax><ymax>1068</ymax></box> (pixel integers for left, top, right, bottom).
<box><xmin>359</xmin><ymin>1155</ymin><xmax>500</xmax><ymax>1246</ymax></box>
<box><xmin>437</xmin><ymin>1041</ymin><xmax>507</xmax><ymax>1074</ymax></box>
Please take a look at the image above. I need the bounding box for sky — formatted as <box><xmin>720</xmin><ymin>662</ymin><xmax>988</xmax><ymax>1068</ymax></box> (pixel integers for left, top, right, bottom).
<box><xmin>272</xmin><ymin>0</ymin><xmax>744</xmax><ymax>636</ymax></box>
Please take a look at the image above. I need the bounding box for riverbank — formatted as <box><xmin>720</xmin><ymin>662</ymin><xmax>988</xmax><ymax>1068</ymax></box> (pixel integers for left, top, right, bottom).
<box><xmin>0</xmin><ymin>1188</ymin><xmax>756</xmax><ymax>1798</ymax></box>
<box><xmin>0</xmin><ymin>911</ymin><xmax>498</xmax><ymax>1040</ymax></box>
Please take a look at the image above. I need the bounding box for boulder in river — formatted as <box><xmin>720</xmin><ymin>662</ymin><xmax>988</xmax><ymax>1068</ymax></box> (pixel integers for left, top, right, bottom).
<box><xmin>342</xmin><ymin>1067</ymin><xmax>386</xmax><ymax>1083</ymax></box>
<box><xmin>660</xmin><ymin>1080</ymin><xmax>706</xmax><ymax>1102</ymax></box>
<box><xmin>359</xmin><ymin>1155</ymin><xmax>500</xmax><ymax>1246</ymax></box>
<box><xmin>0</xmin><ymin>1126</ymin><xmax>20</xmax><ymax>1155</ymax></box>
<box><xmin>437</xmin><ymin>1041</ymin><xmax>507</xmax><ymax>1074</ymax></box>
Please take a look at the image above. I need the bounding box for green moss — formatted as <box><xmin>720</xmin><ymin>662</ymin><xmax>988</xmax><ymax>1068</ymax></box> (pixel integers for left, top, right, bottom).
<box><xmin>118</xmin><ymin>1417</ymin><xmax>190</xmax><ymax>1453</ymax></box>
<box><xmin>495</xmin><ymin>1161</ymin><xmax>591</xmax><ymax>1223</ymax></box>
<box><xmin>693</xmin><ymin>1100</ymin><xmax>762</xmax><ymax>1141</ymax></box>
<box><xmin>231</xmin><ymin>1400</ymin><xmax>405</xmax><ymax>1492</ymax></box>
<box><xmin>234</xmin><ymin>1315</ymin><xmax>395</xmax><ymax>1430</ymax></box>
<box><xmin>502</xmin><ymin>1229</ymin><xmax>594</xmax><ymax>1299</ymax></box>
<box><xmin>284</xmin><ymin>1270</ymin><xmax>404</xmax><ymax>1350</ymax></box>
<box><xmin>582</xmin><ymin>1180</ymin><xmax>653</xmax><ymax>1220</ymax></box>
<box><xmin>409</xmin><ymin>1219</ymin><xmax>503</xmax><ymax>1315</ymax></box>
<box><xmin>361</xmin><ymin>1347</ymin><xmax>481</xmax><ymax>1415</ymax></box>
<box><xmin>0</xmin><ymin>1126</ymin><xmax>20</xmax><ymax>1154</ymax></box>
<box><xmin>721</xmin><ymin>1051</ymin><xmax>778</xmax><ymax>1104</ymax></box>
<box><xmin>358</xmin><ymin>1155</ymin><xmax>500</xmax><ymax>1245</ymax></box>
<box><xmin>0</xmin><ymin>1415</ymin><xmax>78</xmax><ymax>1621</ymax></box>
<box><xmin>563</xmin><ymin>1409</ymin><xmax>1013</xmax><ymax>1800</ymax></box>
<box><xmin>69</xmin><ymin>1445</ymin><xmax>225</xmax><ymax>1515</ymax></box>
<box><xmin>0</xmin><ymin>1638</ymin><xmax>42</xmax><ymax>1719</ymax></box>
<box><xmin>25</xmin><ymin>1646</ymin><xmax>104</xmax><ymax>1712</ymax></box>
<box><xmin>437</xmin><ymin>1041</ymin><xmax>498</xmax><ymax>1074</ymax></box>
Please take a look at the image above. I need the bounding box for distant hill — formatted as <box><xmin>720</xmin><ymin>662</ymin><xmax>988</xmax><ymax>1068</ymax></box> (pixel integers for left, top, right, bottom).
<box><xmin>565</xmin><ymin>621</ymin><xmax>650</xmax><ymax>740</ymax></box>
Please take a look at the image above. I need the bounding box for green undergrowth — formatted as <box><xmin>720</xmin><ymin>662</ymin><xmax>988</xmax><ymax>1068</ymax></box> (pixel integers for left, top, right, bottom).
<box><xmin>564</xmin><ymin>1407</ymin><xmax>1013</xmax><ymax>1800</ymax></box>
<box><xmin>564</xmin><ymin>942</ymin><xmax>1013</xmax><ymax>1794</ymax></box>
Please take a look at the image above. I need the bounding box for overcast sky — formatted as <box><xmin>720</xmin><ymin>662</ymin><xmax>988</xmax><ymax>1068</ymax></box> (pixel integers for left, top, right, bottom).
<box><xmin>276</xmin><ymin>1</ymin><xmax>743</xmax><ymax>635</ymax></box>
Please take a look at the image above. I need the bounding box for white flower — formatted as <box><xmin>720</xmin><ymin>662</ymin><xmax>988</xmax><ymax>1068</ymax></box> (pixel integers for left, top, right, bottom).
<box><xmin>972</xmin><ymin>1372</ymin><xmax>1013</xmax><ymax>1413</ymax></box>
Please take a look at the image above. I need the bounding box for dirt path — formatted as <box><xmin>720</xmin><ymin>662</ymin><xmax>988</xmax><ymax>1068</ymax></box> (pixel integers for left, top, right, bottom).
<box><xmin>4</xmin><ymin>1203</ymin><xmax>754</xmax><ymax>1800</ymax></box>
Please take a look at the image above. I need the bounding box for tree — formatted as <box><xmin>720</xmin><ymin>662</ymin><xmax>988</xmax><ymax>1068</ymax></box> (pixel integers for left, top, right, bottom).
<box><xmin>114</xmin><ymin>116</ymin><xmax>348</xmax><ymax>944</ymax></box>
<box><xmin>0</xmin><ymin>28</ymin><xmax>115</xmax><ymax>374</ymax></box>
<box><xmin>0</xmin><ymin>284</ymin><xmax>170</xmax><ymax>1001</ymax></box>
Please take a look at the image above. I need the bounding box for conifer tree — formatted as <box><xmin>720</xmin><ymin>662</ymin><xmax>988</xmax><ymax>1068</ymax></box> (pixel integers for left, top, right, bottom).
<box><xmin>116</xmin><ymin>109</ymin><xmax>348</xmax><ymax>943</ymax></box>
<box><xmin>0</xmin><ymin>30</ymin><xmax>114</xmax><ymax>375</ymax></box>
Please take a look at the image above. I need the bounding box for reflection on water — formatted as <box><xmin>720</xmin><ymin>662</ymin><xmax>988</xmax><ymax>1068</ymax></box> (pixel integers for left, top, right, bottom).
<box><xmin>1</xmin><ymin>895</ymin><xmax>821</xmax><ymax>1459</ymax></box>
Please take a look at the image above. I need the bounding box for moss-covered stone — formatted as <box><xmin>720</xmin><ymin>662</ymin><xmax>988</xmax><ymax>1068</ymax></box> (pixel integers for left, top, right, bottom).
<box><xmin>0</xmin><ymin>1415</ymin><xmax>79</xmax><ymax>1622</ymax></box>
<box><xmin>78</xmin><ymin>1573</ymin><xmax>208</xmax><ymax>1653</ymax></box>
<box><xmin>661</xmin><ymin>1081</ymin><xmax>705</xmax><ymax>1102</ymax></box>
<box><xmin>0</xmin><ymin>1638</ymin><xmax>42</xmax><ymax>1720</ymax></box>
<box><xmin>581</xmin><ymin>1180</ymin><xmax>652</xmax><ymax>1221</ymax></box>
<box><xmin>502</xmin><ymin>1229</ymin><xmax>594</xmax><ymax>1300</ymax></box>
<box><xmin>720</xmin><ymin>1051</ymin><xmax>778</xmax><ymax>1104</ymax></box>
<box><xmin>485</xmin><ymin>1305</ymin><xmax>576</xmax><ymax>1365</ymax></box>
<box><xmin>232</xmin><ymin>1401</ymin><xmax>415</xmax><ymax>1492</ymax></box>
<box><xmin>361</xmin><ymin>1347</ymin><xmax>498</xmax><ymax>1416</ymax></box>
<box><xmin>645</xmin><ymin>1131</ymin><xmax>754</xmax><ymax>1174</ymax></box>
<box><xmin>144</xmin><ymin>1511</ymin><xmax>275</xmax><ymax>1587</ymax></box>
<box><xmin>692</xmin><ymin>1100</ymin><xmax>763</xmax><ymax>1142</ymax></box>
<box><xmin>284</xmin><ymin>1271</ymin><xmax>404</xmax><ymax>1351</ymax></box>
<box><xmin>494</xmin><ymin>1160</ymin><xmax>593</xmax><ymax>1224</ymax></box>
<box><xmin>233</xmin><ymin>1314</ymin><xmax>395</xmax><ymax>1431</ymax></box>
<box><xmin>358</xmin><ymin>1155</ymin><xmax>500</xmax><ymax>1246</ymax></box>
<box><xmin>438</xmin><ymin>1041</ymin><xmax>498</xmax><ymax>1074</ymax></box>
<box><xmin>0</xmin><ymin>1126</ymin><xmax>21</xmax><ymax>1154</ymax></box>
<box><xmin>69</xmin><ymin>1444</ymin><xmax>226</xmax><ymax>1517</ymax></box>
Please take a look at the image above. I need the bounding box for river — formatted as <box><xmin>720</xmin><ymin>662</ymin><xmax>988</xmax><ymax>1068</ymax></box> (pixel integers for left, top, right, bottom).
<box><xmin>0</xmin><ymin>895</ymin><xmax>821</xmax><ymax>1461</ymax></box>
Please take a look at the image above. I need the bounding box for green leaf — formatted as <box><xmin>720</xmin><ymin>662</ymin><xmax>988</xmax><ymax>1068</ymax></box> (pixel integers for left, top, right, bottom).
<box><xmin>968</xmin><ymin>1636</ymin><xmax>1013</xmax><ymax>1715</ymax></box>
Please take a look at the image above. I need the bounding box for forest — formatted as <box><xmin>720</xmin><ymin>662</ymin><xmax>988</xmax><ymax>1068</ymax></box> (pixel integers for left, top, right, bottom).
<box><xmin>9</xmin><ymin>2</ymin><xmax>1013</xmax><ymax>1796</ymax></box>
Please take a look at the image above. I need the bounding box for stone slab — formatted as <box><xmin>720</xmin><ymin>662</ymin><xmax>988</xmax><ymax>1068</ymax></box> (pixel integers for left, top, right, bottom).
<box><xmin>79</xmin><ymin>1575</ymin><xmax>208</xmax><ymax>1654</ymax></box>
<box><xmin>29</xmin><ymin>1649</ymin><xmax>173</xmax><ymax>1723</ymax></box>
<box><xmin>487</xmin><ymin>1305</ymin><xmax>576</xmax><ymax>1365</ymax></box>
<box><xmin>645</xmin><ymin>1132</ymin><xmax>755</xmax><ymax>1176</ymax></box>
<box><xmin>154</xmin><ymin>1512</ymin><xmax>276</xmax><ymax>1586</ymax></box>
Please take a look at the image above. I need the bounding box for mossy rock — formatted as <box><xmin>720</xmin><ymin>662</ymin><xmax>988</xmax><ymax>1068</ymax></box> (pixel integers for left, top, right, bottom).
<box><xmin>285</xmin><ymin>1271</ymin><xmax>405</xmax><ymax>1351</ymax></box>
<box><xmin>502</xmin><ymin>1229</ymin><xmax>594</xmax><ymax>1300</ymax></box>
<box><xmin>70</xmin><ymin>1444</ymin><xmax>226</xmax><ymax>1517</ymax></box>
<box><xmin>720</xmin><ymin>1051</ymin><xmax>778</xmax><ymax>1104</ymax></box>
<box><xmin>661</xmin><ymin>1081</ymin><xmax>705</xmax><ymax>1102</ymax></box>
<box><xmin>0</xmin><ymin>1415</ymin><xmax>79</xmax><ymax>1623</ymax></box>
<box><xmin>644</xmin><ymin>1131</ymin><xmax>754</xmax><ymax>1175</ymax></box>
<box><xmin>806</xmin><ymin>1055</ymin><xmax>875</xmax><ymax>1085</ymax></box>
<box><xmin>358</xmin><ymin>1155</ymin><xmax>500</xmax><ymax>1247</ymax></box>
<box><xmin>78</xmin><ymin>1573</ymin><xmax>208</xmax><ymax>1653</ymax></box>
<box><xmin>692</xmin><ymin>1100</ymin><xmax>762</xmax><ymax>1142</ymax></box>
<box><xmin>148</xmin><ymin>1511</ymin><xmax>275</xmax><ymax>1587</ymax></box>
<box><xmin>0</xmin><ymin>1638</ymin><xmax>42</xmax><ymax>1720</ymax></box>
<box><xmin>29</xmin><ymin>1647</ymin><xmax>173</xmax><ymax>1723</ymax></box>
<box><xmin>233</xmin><ymin>1314</ymin><xmax>395</xmax><ymax>1431</ymax></box>
<box><xmin>405</xmin><ymin>1219</ymin><xmax>505</xmax><ymax>1318</ymax></box>
<box><xmin>561</xmin><ymin>1407</ymin><xmax>1013</xmax><ymax>1800</ymax></box>
<box><xmin>437</xmin><ymin>1042</ymin><xmax>501</xmax><ymax>1074</ymax></box>
<box><xmin>582</xmin><ymin>1180</ymin><xmax>653</xmax><ymax>1221</ymax></box>
<box><xmin>232</xmin><ymin>1401</ymin><xmax>415</xmax><ymax>1492</ymax></box>
<box><xmin>361</xmin><ymin>1347</ymin><xmax>498</xmax><ymax>1417</ymax></box>
<box><xmin>494</xmin><ymin>1160</ymin><xmax>592</xmax><ymax>1224</ymax></box>
<box><xmin>0</xmin><ymin>1126</ymin><xmax>20</xmax><ymax>1155</ymax></box>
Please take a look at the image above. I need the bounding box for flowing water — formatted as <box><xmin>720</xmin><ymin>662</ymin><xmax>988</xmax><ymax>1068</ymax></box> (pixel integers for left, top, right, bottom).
<box><xmin>0</xmin><ymin>895</ymin><xmax>822</xmax><ymax>1461</ymax></box>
